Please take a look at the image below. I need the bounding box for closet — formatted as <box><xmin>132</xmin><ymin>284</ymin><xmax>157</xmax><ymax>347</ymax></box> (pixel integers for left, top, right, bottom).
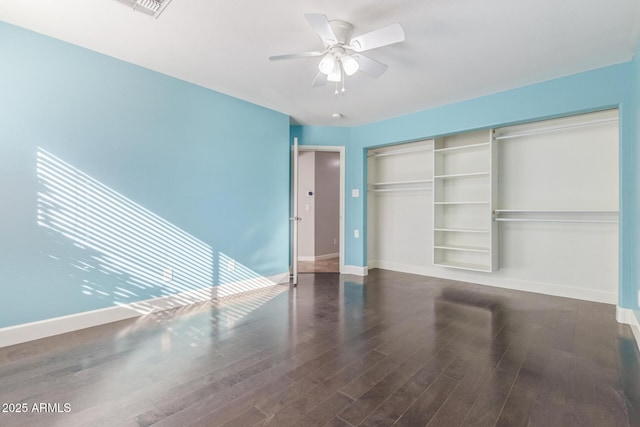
<box><xmin>367</xmin><ymin>139</ymin><xmax>433</xmax><ymax>270</ymax></box>
<box><xmin>366</xmin><ymin>109</ymin><xmax>619</xmax><ymax>303</ymax></box>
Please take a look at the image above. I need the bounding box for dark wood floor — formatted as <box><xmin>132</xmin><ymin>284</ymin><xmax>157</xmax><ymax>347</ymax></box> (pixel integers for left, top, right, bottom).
<box><xmin>0</xmin><ymin>269</ymin><xmax>638</xmax><ymax>426</ymax></box>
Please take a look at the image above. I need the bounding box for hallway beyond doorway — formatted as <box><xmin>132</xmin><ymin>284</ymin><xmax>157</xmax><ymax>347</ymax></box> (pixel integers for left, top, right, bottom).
<box><xmin>298</xmin><ymin>256</ymin><xmax>340</xmax><ymax>273</ymax></box>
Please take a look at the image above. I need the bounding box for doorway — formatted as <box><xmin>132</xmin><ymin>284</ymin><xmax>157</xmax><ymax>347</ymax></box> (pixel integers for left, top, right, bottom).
<box><xmin>295</xmin><ymin>146</ymin><xmax>345</xmax><ymax>274</ymax></box>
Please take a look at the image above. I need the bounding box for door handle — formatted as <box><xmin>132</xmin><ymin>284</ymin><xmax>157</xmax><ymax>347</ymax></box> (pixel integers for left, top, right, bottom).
<box><xmin>289</xmin><ymin>217</ymin><xmax>302</xmax><ymax>221</ymax></box>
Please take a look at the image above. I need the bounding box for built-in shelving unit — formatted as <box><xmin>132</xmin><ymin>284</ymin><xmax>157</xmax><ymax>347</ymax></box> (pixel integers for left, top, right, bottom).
<box><xmin>366</xmin><ymin>109</ymin><xmax>619</xmax><ymax>305</ymax></box>
<box><xmin>432</xmin><ymin>130</ymin><xmax>497</xmax><ymax>272</ymax></box>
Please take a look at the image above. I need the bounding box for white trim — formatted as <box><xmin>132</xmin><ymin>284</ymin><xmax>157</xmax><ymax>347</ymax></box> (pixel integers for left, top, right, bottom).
<box><xmin>297</xmin><ymin>145</ymin><xmax>346</xmax><ymax>274</ymax></box>
<box><xmin>368</xmin><ymin>261</ymin><xmax>616</xmax><ymax>304</ymax></box>
<box><xmin>616</xmin><ymin>307</ymin><xmax>640</xmax><ymax>352</ymax></box>
<box><xmin>343</xmin><ymin>265</ymin><xmax>368</xmax><ymax>276</ymax></box>
<box><xmin>0</xmin><ymin>272</ymin><xmax>289</xmax><ymax>349</ymax></box>
<box><xmin>297</xmin><ymin>252</ymin><xmax>339</xmax><ymax>262</ymax></box>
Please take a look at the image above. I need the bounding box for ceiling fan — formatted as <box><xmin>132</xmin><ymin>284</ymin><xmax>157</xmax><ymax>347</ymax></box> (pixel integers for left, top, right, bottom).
<box><xmin>269</xmin><ymin>13</ymin><xmax>405</xmax><ymax>94</ymax></box>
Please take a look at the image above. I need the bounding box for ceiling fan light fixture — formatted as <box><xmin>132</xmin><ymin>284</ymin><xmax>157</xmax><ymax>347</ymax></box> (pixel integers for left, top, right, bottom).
<box><xmin>342</xmin><ymin>54</ymin><xmax>359</xmax><ymax>76</ymax></box>
<box><xmin>318</xmin><ymin>55</ymin><xmax>336</xmax><ymax>75</ymax></box>
<box><xmin>327</xmin><ymin>62</ymin><xmax>342</xmax><ymax>82</ymax></box>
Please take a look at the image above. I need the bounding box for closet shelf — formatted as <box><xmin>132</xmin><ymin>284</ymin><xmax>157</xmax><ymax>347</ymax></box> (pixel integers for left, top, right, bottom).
<box><xmin>434</xmin><ymin>172</ymin><xmax>490</xmax><ymax>180</ymax></box>
<box><xmin>494</xmin><ymin>218</ymin><xmax>618</xmax><ymax>224</ymax></box>
<box><xmin>494</xmin><ymin>117</ymin><xmax>618</xmax><ymax>141</ymax></box>
<box><xmin>370</xmin><ymin>179</ymin><xmax>433</xmax><ymax>186</ymax></box>
<box><xmin>494</xmin><ymin>209</ymin><xmax>618</xmax><ymax>214</ymax></box>
<box><xmin>370</xmin><ymin>187</ymin><xmax>431</xmax><ymax>193</ymax></box>
<box><xmin>434</xmin><ymin>142</ymin><xmax>489</xmax><ymax>154</ymax></box>
<box><xmin>434</xmin><ymin>244</ymin><xmax>490</xmax><ymax>253</ymax></box>
<box><xmin>434</xmin><ymin>228</ymin><xmax>490</xmax><ymax>233</ymax></box>
<box><xmin>434</xmin><ymin>201</ymin><xmax>489</xmax><ymax>205</ymax></box>
<box><xmin>493</xmin><ymin>209</ymin><xmax>619</xmax><ymax>224</ymax></box>
<box><xmin>368</xmin><ymin>145</ymin><xmax>433</xmax><ymax>157</ymax></box>
<box><xmin>433</xmin><ymin>260</ymin><xmax>491</xmax><ymax>272</ymax></box>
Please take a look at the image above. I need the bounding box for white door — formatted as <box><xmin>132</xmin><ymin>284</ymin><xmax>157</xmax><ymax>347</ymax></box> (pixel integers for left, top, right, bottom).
<box><xmin>290</xmin><ymin>137</ymin><xmax>300</xmax><ymax>285</ymax></box>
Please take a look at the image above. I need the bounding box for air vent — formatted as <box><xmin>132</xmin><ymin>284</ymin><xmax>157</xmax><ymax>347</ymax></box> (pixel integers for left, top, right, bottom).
<box><xmin>116</xmin><ymin>0</ymin><xmax>173</xmax><ymax>18</ymax></box>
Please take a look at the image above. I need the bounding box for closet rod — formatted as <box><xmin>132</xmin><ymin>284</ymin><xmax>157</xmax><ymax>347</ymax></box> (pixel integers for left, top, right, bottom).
<box><xmin>494</xmin><ymin>117</ymin><xmax>618</xmax><ymax>141</ymax></box>
<box><xmin>494</xmin><ymin>209</ymin><xmax>618</xmax><ymax>214</ymax></box>
<box><xmin>494</xmin><ymin>218</ymin><xmax>618</xmax><ymax>224</ymax></box>
<box><xmin>368</xmin><ymin>145</ymin><xmax>433</xmax><ymax>157</ymax></box>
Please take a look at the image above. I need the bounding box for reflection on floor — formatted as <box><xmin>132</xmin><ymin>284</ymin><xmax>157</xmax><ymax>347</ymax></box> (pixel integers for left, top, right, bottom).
<box><xmin>298</xmin><ymin>256</ymin><xmax>339</xmax><ymax>273</ymax></box>
<box><xmin>0</xmin><ymin>269</ymin><xmax>638</xmax><ymax>426</ymax></box>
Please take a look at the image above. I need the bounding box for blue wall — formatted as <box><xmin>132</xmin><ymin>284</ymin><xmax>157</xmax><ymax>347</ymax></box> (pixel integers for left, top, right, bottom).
<box><xmin>633</xmin><ymin>44</ymin><xmax>640</xmax><ymax>322</ymax></box>
<box><xmin>0</xmin><ymin>22</ymin><xmax>290</xmax><ymax>328</ymax></box>
<box><xmin>296</xmin><ymin>62</ymin><xmax>639</xmax><ymax>311</ymax></box>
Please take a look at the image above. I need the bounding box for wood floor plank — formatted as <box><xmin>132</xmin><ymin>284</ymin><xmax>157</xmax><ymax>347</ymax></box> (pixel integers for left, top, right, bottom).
<box><xmin>426</xmin><ymin>364</ymin><xmax>495</xmax><ymax>427</ymax></box>
<box><xmin>338</xmin><ymin>346</ymin><xmax>457</xmax><ymax>425</ymax></box>
<box><xmin>256</xmin><ymin>349</ymin><xmax>387</xmax><ymax>422</ymax></box>
<box><xmin>459</xmin><ymin>341</ymin><xmax>528</xmax><ymax>427</ymax></box>
<box><xmin>359</xmin><ymin>349</ymin><xmax>457</xmax><ymax>426</ymax></box>
<box><xmin>393</xmin><ymin>373</ymin><xmax>459</xmax><ymax>426</ymax></box>
<box><xmin>494</xmin><ymin>384</ymin><xmax>538</xmax><ymax>427</ymax></box>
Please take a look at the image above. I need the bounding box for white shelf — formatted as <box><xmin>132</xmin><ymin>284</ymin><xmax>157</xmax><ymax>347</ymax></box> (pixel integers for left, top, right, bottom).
<box><xmin>434</xmin><ymin>244</ymin><xmax>490</xmax><ymax>253</ymax></box>
<box><xmin>494</xmin><ymin>209</ymin><xmax>618</xmax><ymax>214</ymax></box>
<box><xmin>434</xmin><ymin>142</ymin><xmax>489</xmax><ymax>154</ymax></box>
<box><xmin>371</xmin><ymin>187</ymin><xmax>432</xmax><ymax>193</ymax></box>
<box><xmin>433</xmin><ymin>260</ymin><xmax>491</xmax><ymax>272</ymax></box>
<box><xmin>434</xmin><ymin>201</ymin><xmax>489</xmax><ymax>205</ymax></box>
<box><xmin>434</xmin><ymin>228</ymin><xmax>490</xmax><ymax>233</ymax></box>
<box><xmin>494</xmin><ymin>218</ymin><xmax>618</xmax><ymax>224</ymax></box>
<box><xmin>493</xmin><ymin>209</ymin><xmax>619</xmax><ymax>224</ymax></box>
<box><xmin>371</xmin><ymin>179</ymin><xmax>433</xmax><ymax>186</ymax></box>
<box><xmin>369</xmin><ymin>145</ymin><xmax>433</xmax><ymax>157</ymax></box>
<box><xmin>494</xmin><ymin>117</ymin><xmax>618</xmax><ymax>141</ymax></box>
<box><xmin>434</xmin><ymin>172</ymin><xmax>490</xmax><ymax>180</ymax></box>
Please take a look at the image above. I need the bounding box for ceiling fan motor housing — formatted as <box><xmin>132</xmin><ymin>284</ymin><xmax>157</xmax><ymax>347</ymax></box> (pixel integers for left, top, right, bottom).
<box><xmin>328</xmin><ymin>20</ymin><xmax>354</xmax><ymax>46</ymax></box>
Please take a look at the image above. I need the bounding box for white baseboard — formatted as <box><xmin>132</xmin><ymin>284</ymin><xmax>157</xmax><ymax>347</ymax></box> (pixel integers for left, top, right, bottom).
<box><xmin>0</xmin><ymin>272</ymin><xmax>289</xmax><ymax>349</ymax></box>
<box><xmin>298</xmin><ymin>253</ymin><xmax>339</xmax><ymax>262</ymax></box>
<box><xmin>342</xmin><ymin>265</ymin><xmax>368</xmax><ymax>276</ymax></box>
<box><xmin>616</xmin><ymin>307</ymin><xmax>640</xmax><ymax>352</ymax></box>
<box><xmin>367</xmin><ymin>260</ymin><xmax>617</xmax><ymax>304</ymax></box>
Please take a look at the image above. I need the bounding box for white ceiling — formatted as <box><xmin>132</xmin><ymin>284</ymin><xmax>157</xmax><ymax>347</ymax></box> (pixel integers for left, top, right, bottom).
<box><xmin>1</xmin><ymin>0</ymin><xmax>639</xmax><ymax>126</ymax></box>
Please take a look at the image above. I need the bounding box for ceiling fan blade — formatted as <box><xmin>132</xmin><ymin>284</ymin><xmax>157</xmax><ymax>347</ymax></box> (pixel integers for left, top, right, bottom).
<box><xmin>353</xmin><ymin>54</ymin><xmax>388</xmax><ymax>78</ymax></box>
<box><xmin>269</xmin><ymin>51</ymin><xmax>325</xmax><ymax>61</ymax></box>
<box><xmin>312</xmin><ymin>72</ymin><xmax>328</xmax><ymax>87</ymax></box>
<box><xmin>305</xmin><ymin>13</ymin><xmax>338</xmax><ymax>44</ymax></box>
<box><xmin>350</xmin><ymin>23</ymin><xmax>405</xmax><ymax>52</ymax></box>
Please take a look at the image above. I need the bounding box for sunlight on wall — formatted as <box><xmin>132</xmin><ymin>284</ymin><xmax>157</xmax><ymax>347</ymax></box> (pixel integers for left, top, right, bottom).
<box><xmin>217</xmin><ymin>252</ymin><xmax>284</xmax><ymax>298</ymax></box>
<box><xmin>36</xmin><ymin>148</ymin><xmax>214</xmax><ymax>312</ymax></box>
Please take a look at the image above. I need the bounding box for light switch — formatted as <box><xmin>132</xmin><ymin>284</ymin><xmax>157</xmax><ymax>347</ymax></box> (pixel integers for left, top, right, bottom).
<box><xmin>354</xmin><ymin>229</ymin><xmax>360</xmax><ymax>238</ymax></box>
<box><xmin>305</xmin><ymin>204</ymin><xmax>310</xmax><ymax>211</ymax></box>
<box><xmin>352</xmin><ymin>189</ymin><xmax>359</xmax><ymax>198</ymax></box>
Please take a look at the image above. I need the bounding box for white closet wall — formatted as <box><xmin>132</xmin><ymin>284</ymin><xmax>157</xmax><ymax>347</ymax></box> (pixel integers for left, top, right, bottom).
<box><xmin>367</xmin><ymin>109</ymin><xmax>619</xmax><ymax>304</ymax></box>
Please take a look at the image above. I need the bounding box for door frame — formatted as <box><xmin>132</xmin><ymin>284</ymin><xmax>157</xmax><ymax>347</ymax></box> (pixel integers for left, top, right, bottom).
<box><xmin>296</xmin><ymin>145</ymin><xmax>346</xmax><ymax>274</ymax></box>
